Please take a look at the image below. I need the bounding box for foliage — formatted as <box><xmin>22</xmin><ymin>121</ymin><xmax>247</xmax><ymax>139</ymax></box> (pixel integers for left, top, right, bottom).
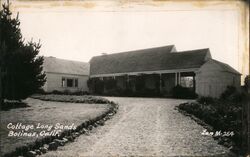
<box><xmin>220</xmin><ymin>86</ymin><xmax>247</xmax><ymax>104</ymax></box>
<box><xmin>178</xmin><ymin>86</ymin><xmax>248</xmax><ymax>155</ymax></box>
<box><xmin>87</xmin><ymin>78</ymin><xmax>104</xmax><ymax>94</ymax></box>
<box><xmin>197</xmin><ymin>96</ymin><xmax>216</xmax><ymax>105</ymax></box>
<box><xmin>244</xmin><ymin>75</ymin><xmax>249</xmax><ymax>91</ymax></box>
<box><xmin>1</xmin><ymin>101</ymin><xmax>29</xmax><ymax>111</ymax></box>
<box><xmin>0</xmin><ymin>3</ymin><xmax>46</xmax><ymax>101</ymax></box>
<box><xmin>49</xmin><ymin>90</ymin><xmax>89</xmax><ymax>95</ymax></box>
<box><xmin>220</xmin><ymin>86</ymin><xmax>237</xmax><ymax>100</ymax></box>
<box><xmin>104</xmin><ymin>78</ymin><xmax>117</xmax><ymax>90</ymax></box>
<box><xmin>171</xmin><ymin>85</ymin><xmax>197</xmax><ymax>99</ymax></box>
<box><xmin>32</xmin><ymin>94</ymin><xmax>111</xmax><ymax>104</ymax></box>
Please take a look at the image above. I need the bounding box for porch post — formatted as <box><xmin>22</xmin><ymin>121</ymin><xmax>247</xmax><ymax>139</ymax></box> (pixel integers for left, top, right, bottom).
<box><xmin>175</xmin><ymin>73</ymin><xmax>177</xmax><ymax>86</ymax></box>
<box><xmin>178</xmin><ymin>72</ymin><xmax>181</xmax><ymax>86</ymax></box>
<box><xmin>0</xmin><ymin>69</ymin><xmax>2</xmax><ymax>106</ymax></box>
<box><xmin>193</xmin><ymin>75</ymin><xmax>196</xmax><ymax>92</ymax></box>
<box><xmin>126</xmin><ymin>75</ymin><xmax>129</xmax><ymax>89</ymax></box>
<box><xmin>159</xmin><ymin>73</ymin><xmax>162</xmax><ymax>93</ymax></box>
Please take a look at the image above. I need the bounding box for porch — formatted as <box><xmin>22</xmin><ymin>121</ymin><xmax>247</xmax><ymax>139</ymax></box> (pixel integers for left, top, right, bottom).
<box><xmin>89</xmin><ymin>70</ymin><xmax>196</xmax><ymax>96</ymax></box>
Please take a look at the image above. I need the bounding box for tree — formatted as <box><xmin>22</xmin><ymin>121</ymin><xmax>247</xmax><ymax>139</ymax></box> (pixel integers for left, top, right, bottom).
<box><xmin>244</xmin><ymin>75</ymin><xmax>249</xmax><ymax>92</ymax></box>
<box><xmin>0</xmin><ymin>3</ymin><xmax>46</xmax><ymax>102</ymax></box>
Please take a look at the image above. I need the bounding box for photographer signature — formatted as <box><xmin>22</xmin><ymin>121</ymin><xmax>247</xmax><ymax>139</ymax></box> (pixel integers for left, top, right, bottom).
<box><xmin>201</xmin><ymin>129</ymin><xmax>234</xmax><ymax>137</ymax></box>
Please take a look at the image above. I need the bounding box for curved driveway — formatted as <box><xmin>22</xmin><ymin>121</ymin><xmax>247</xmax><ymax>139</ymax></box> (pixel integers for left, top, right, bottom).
<box><xmin>43</xmin><ymin>97</ymin><xmax>231</xmax><ymax>157</ymax></box>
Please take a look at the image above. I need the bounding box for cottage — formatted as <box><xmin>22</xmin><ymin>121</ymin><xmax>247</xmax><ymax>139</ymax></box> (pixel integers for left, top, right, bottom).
<box><xmin>89</xmin><ymin>45</ymin><xmax>241</xmax><ymax>98</ymax></box>
<box><xmin>42</xmin><ymin>57</ymin><xmax>89</xmax><ymax>93</ymax></box>
<box><xmin>196</xmin><ymin>59</ymin><xmax>241</xmax><ymax>98</ymax></box>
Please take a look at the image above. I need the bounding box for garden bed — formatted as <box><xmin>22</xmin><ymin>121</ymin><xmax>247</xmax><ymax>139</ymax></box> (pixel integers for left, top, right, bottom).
<box><xmin>1</xmin><ymin>95</ymin><xmax>118</xmax><ymax>157</ymax></box>
<box><xmin>177</xmin><ymin>91</ymin><xmax>248</xmax><ymax>156</ymax></box>
<box><xmin>1</xmin><ymin>101</ymin><xmax>30</xmax><ymax>111</ymax></box>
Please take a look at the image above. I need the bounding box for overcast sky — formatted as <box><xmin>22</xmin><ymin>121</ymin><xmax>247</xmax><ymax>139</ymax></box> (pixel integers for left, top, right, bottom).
<box><xmin>8</xmin><ymin>0</ymin><xmax>249</xmax><ymax>78</ymax></box>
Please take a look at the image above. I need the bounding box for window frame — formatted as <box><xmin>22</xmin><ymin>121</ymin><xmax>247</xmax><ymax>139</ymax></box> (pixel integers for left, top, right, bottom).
<box><xmin>61</xmin><ymin>77</ymin><xmax>79</xmax><ymax>88</ymax></box>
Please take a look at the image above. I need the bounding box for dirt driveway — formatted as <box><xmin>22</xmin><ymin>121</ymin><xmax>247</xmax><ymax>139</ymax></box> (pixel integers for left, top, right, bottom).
<box><xmin>43</xmin><ymin>97</ymin><xmax>231</xmax><ymax>157</ymax></box>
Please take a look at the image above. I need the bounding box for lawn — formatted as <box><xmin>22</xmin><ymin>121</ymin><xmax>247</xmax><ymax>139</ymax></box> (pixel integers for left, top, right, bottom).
<box><xmin>0</xmin><ymin>96</ymin><xmax>111</xmax><ymax>155</ymax></box>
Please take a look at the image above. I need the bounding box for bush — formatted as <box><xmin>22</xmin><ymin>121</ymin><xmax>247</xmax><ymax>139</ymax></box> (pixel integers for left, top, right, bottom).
<box><xmin>178</xmin><ymin>89</ymin><xmax>246</xmax><ymax>155</ymax></box>
<box><xmin>36</xmin><ymin>88</ymin><xmax>46</xmax><ymax>94</ymax></box>
<box><xmin>228</xmin><ymin>92</ymin><xmax>247</xmax><ymax>104</ymax></box>
<box><xmin>244</xmin><ymin>75</ymin><xmax>249</xmax><ymax>91</ymax></box>
<box><xmin>49</xmin><ymin>90</ymin><xmax>89</xmax><ymax>96</ymax></box>
<box><xmin>220</xmin><ymin>85</ymin><xmax>247</xmax><ymax>104</ymax></box>
<box><xmin>197</xmin><ymin>96</ymin><xmax>216</xmax><ymax>105</ymax></box>
<box><xmin>51</xmin><ymin>90</ymin><xmax>63</xmax><ymax>95</ymax></box>
<box><xmin>171</xmin><ymin>85</ymin><xmax>197</xmax><ymax>99</ymax></box>
<box><xmin>220</xmin><ymin>86</ymin><xmax>237</xmax><ymax>100</ymax></box>
<box><xmin>1</xmin><ymin>101</ymin><xmax>30</xmax><ymax>111</ymax></box>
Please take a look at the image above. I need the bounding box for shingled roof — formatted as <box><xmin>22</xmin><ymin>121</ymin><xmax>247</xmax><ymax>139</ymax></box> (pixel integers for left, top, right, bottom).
<box><xmin>201</xmin><ymin>59</ymin><xmax>241</xmax><ymax>75</ymax></box>
<box><xmin>89</xmin><ymin>45</ymin><xmax>211</xmax><ymax>75</ymax></box>
<box><xmin>43</xmin><ymin>57</ymin><xmax>89</xmax><ymax>76</ymax></box>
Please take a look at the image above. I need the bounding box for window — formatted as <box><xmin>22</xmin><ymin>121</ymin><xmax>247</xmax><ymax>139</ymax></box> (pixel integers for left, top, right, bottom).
<box><xmin>67</xmin><ymin>79</ymin><xmax>73</xmax><ymax>87</ymax></box>
<box><xmin>62</xmin><ymin>77</ymin><xmax>78</xmax><ymax>88</ymax></box>
<box><xmin>74</xmin><ymin>79</ymin><xmax>78</xmax><ymax>87</ymax></box>
<box><xmin>62</xmin><ymin>78</ymin><xmax>66</xmax><ymax>87</ymax></box>
<box><xmin>180</xmin><ymin>76</ymin><xmax>194</xmax><ymax>88</ymax></box>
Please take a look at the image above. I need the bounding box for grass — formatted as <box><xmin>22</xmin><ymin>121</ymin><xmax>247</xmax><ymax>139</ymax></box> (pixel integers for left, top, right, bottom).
<box><xmin>0</xmin><ymin>95</ymin><xmax>112</xmax><ymax>155</ymax></box>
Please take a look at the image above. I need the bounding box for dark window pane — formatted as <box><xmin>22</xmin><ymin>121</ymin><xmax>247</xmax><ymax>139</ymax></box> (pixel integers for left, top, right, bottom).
<box><xmin>75</xmin><ymin>79</ymin><xmax>78</xmax><ymax>87</ymax></box>
<box><xmin>67</xmin><ymin>79</ymin><xmax>73</xmax><ymax>87</ymax></box>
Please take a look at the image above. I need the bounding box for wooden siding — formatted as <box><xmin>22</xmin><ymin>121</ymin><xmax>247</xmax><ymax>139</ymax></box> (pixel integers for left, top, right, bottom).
<box><xmin>43</xmin><ymin>72</ymin><xmax>89</xmax><ymax>92</ymax></box>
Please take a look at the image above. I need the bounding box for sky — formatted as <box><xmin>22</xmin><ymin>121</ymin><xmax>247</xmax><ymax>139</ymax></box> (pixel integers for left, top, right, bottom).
<box><xmin>6</xmin><ymin>0</ymin><xmax>249</xmax><ymax>80</ymax></box>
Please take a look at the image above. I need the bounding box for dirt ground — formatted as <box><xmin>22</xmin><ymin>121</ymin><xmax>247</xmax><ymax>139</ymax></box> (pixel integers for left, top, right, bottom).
<box><xmin>0</xmin><ymin>98</ymin><xmax>109</xmax><ymax>155</ymax></box>
<box><xmin>42</xmin><ymin>97</ymin><xmax>231</xmax><ymax>157</ymax></box>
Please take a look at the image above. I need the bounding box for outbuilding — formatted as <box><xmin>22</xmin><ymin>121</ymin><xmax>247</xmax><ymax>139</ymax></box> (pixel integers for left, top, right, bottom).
<box><xmin>195</xmin><ymin>59</ymin><xmax>241</xmax><ymax>98</ymax></box>
<box><xmin>42</xmin><ymin>57</ymin><xmax>89</xmax><ymax>93</ymax></box>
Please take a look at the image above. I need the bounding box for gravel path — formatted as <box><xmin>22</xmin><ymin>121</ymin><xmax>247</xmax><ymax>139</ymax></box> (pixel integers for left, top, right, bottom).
<box><xmin>42</xmin><ymin>97</ymin><xmax>231</xmax><ymax>157</ymax></box>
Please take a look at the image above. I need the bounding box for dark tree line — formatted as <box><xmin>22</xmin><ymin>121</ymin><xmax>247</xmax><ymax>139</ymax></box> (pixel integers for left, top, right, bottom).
<box><xmin>0</xmin><ymin>3</ymin><xmax>46</xmax><ymax>103</ymax></box>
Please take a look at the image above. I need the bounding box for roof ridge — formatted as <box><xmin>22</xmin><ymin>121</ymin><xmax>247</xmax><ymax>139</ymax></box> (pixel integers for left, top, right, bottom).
<box><xmin>92</xmin><ymin>45</ymin><xmax>175</xmax><ymax>58</ymax></box>
<box><xmin>175</xmin><ymin>48</ymin><xmax>209</xmax><ymax>54</ymax></box>
<box><xmin>44</xmin><ymin>56</ymin><xmax>88</xmax><ymax>64</ymax></box>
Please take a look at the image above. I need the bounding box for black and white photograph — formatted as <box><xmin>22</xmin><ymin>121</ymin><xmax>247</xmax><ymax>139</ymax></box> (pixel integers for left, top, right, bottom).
<box><xmin>0</xmin><ymin>0</ymin><xmax>249</xmax><ymax>156</ymax></box>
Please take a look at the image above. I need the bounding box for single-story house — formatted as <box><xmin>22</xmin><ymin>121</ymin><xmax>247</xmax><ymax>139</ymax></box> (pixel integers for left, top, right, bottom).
<box><xmin>42</xmin><ymin>56</ymin><xmax>89</xmax><ymax>93</ymax></box>
<box><xmin>89</xmin><ymin>45</ymin><xmax>241</xmax><ymax>98</ymax></box>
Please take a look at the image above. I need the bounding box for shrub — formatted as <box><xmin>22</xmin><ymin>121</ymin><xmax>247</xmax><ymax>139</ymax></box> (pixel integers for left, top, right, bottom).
<box><xmin>171</xmin><ymin>85</ymin><xmax>197</xmax><ymax>99</ymax></box>
<box><xmin>197</xmin><ymin>96</ymin><xmax>216</xmax><ymax>105</ymax></box>
<box><xmin>104</xmin><ymin>78</ymin><xmax>117</xmax><ymax>90</ymax></box>
<box><xmin>220</xmin><ymin>86</ymin><xmax>237</xmax><ymax>100</ymax></box>
<box><xmin>244</xmin><ymin>75</ymin><xmax>249</xmax><ymax>91</ymax></box>
<box><xmin>36</xmin><ymin>88</ymin><xmax>46</xmax><ymax>94</ymax></box>
<box><xmin>51</xmin><ymin>90</ymin><xmax>63</xmax><ymax>95</ymax></box>
<box><xmin>178</xmin><ymin>90</ymin><xmax>246</xmax><ymax>155</ymax></box>
<box><xmin>2</xmin><ymin>102</ymin><xmax>30</xmax><ymax>111</ymax></box>
<box><xmin>228</xmin><ymin>92</ymin><xmax>247</xmax><ymax>104</ymax></box>
<box><xmin>220</xmin><ymin>85</ymin><xmax>247</xmax><ymax>104</ymax></box>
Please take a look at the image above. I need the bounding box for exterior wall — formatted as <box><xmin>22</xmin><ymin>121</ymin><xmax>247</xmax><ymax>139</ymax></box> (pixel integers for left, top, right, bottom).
<box><xmin>196</xmin><ymin>62</ymin><xmax>241</xmax><ymax>98</ymax></box>
<box><xmin>43</xmin><ymin>72</ymin><xmax>89</xmax><ymax>92</ymax></box>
